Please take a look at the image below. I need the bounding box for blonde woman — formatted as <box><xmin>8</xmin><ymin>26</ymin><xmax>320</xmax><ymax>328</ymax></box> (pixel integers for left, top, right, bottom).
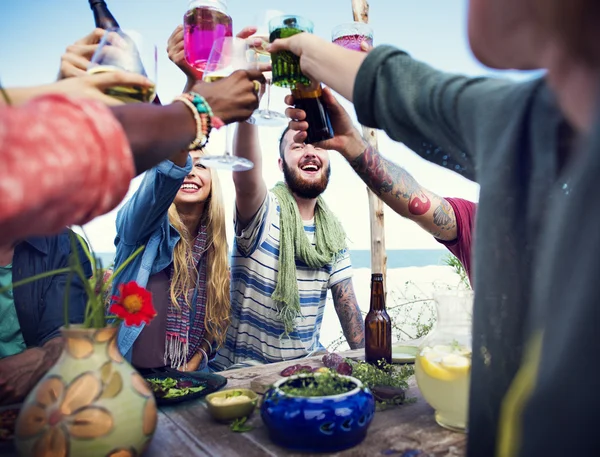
<box><xmin>112</xmin><ymin>148</ymin><xmax>230</xmax><ymax>373</ymax></box>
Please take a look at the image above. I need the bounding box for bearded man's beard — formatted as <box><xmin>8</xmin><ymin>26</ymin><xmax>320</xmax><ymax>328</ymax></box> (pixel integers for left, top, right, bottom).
<box><xmin>282</xmin><ymin>160</ymin><xmax>331</xmax><ymax>199</ymax></box>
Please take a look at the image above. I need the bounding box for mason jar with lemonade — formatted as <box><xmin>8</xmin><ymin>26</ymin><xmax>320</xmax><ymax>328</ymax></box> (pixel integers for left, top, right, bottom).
<box><xmin>415</xmin><ymin>290</ymin><xmax>473</xmax><ymax>432</ymax></box>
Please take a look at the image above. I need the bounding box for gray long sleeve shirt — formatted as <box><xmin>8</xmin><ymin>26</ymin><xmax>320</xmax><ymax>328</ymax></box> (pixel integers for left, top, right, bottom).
<box><xmin>353</xmin><ymin>46</ymin><xmax>591</xmax><ymax>456</ymax></box>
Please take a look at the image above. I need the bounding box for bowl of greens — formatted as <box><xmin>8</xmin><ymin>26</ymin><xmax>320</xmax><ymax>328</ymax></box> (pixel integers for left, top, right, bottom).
<box><xmin>261</xmin><ymin>372</ymin><xmax>375</xmax><ymax>453</ymax></box>
<box><xmin>145</xmin><ymin>372</ymin><xmax>226</xmax><ymax>406</ymax></box>
<box><xmin>205</xmin><ymin>388</ymin><xmax>258</xmax><ymax>422</ymax></box>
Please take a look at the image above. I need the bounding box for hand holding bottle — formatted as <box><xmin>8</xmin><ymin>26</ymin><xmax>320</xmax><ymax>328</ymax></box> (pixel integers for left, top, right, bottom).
<box><xmin>58</xmin><ymin>28</ymin><xmax>106</xmax><ymax>79</ymax></box>
<box><xmin>52</xmin><ymin>71</ymin><xmax>154</xmax><ymax>106</ymax></box>
<box><xmin>284</xmin><ymin>86</ymin><xmax>364</xmax><ymax>157</ymax></box>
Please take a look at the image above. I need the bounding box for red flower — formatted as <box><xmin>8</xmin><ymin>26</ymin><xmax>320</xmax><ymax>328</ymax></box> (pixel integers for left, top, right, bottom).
<box><xmin>110</xmin><ymin>281</ymin><xmax>156</xmax><ymax>326</ymax></box>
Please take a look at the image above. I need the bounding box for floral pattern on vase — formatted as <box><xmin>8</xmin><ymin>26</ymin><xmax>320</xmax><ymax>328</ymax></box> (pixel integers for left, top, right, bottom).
<box><xmin>15</xmin><ymin>326</ymin><xmax>157</xmax><ymax>457</ymax></box>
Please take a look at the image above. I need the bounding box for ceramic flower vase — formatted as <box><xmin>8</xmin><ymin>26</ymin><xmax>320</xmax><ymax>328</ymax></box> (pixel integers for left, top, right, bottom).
<box><xmin>14</xmin><ymin>326</ymin><xmax>157</xmax><ymax>457</ymax></box>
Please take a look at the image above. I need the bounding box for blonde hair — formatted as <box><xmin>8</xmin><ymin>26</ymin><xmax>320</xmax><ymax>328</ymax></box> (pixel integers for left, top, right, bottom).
<box><xmin>167</xmin><ymin>166</ymin><xmax>230</xmax><ymax>348</ymax></box>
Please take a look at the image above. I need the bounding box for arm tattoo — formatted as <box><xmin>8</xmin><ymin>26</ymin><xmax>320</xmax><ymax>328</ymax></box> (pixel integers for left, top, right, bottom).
<box><xmin>331</xmin><ymin>279</ymin><xmax>365</xmax><ymax>349</ymax></box>
<box><xmin>433</xmin><ymin>200</ymin><xmax>453</xmax><ymax>227</ymax></box>
<box><xmin>432</xmin><ymin>199</ymin><xmax>456</xmax><ymax>235</ymax></box>
<box><xmin>349</xmin><ymin>144</ymin><xmax>431</xmax><ymax>216</ymax></box>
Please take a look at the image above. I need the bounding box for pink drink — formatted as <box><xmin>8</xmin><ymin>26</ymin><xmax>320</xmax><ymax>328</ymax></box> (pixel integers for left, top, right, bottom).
<box><xmin>184</xmin><ymin>6</ymin><xmax>233</xmax><ymax>72</ymax></box>
<box><xmin>333</xmin><ymin>34</ymin><xmax>373</xmax><ymax>51</ymax></box>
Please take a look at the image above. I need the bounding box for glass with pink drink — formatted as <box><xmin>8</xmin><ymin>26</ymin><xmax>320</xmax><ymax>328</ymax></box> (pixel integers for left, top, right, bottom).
<box><xmin>184</xmin><ymin>0</ymin><xmax>233</xmax><ymax>73</ymax></box>
<box><xmin>332</xmin><ymin>22</ymin><xmax>373</xmax><ymax>51</ymax></box>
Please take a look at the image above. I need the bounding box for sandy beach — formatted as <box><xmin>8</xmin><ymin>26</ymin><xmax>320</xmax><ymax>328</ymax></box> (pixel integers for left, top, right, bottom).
<box><xmin>320</xmin><ymin>265</ymin><xmax>467</xmax><ymax>351</ymax></box>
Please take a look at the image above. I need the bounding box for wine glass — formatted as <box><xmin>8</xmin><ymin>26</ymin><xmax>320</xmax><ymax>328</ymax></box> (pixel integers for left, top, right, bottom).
<box><xmin>246</xmin><ymin>10</ymin><xmax>287</xmax><ymax>127</ymax></box>
<box><xmin>332</xmin><ymin>22</ymin><xmax>374</xmax><ymax>51</ymax></box>
<box><xmin>87</xmin><ymin>28</ymin><xmax>157</xmax><ymax>104</ymax></box>
<box><xmin>200</xmin><ymin>37</ymin><xmax>254</xmax><ymax>171</ymax></box>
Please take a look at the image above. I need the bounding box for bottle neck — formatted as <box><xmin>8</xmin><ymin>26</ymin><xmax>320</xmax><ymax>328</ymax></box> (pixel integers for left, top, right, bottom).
<box><xmin>369</xmin><ymin>278</ymin><xmax>386</xmax><ymax>311</ymax></box>
<box><xmin>89</xmin><ymin>0</ymin><xmax>120</xmax><ymax>29</ymax></box>
<box><xmin>292</xmin><ymin>84</ymin><xmax>323</xmax><ymax>99</ymax></box>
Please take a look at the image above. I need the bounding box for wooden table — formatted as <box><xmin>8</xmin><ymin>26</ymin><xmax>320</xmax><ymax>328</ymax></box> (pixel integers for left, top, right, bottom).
<box><xmin>1</xmin><ymin>350</ymin><xmax>466</xmax><ymax>457</ymax></box>
<box><xmin>146</xmin><ymin>350</ymin><xmax>466</xmax><ymax>457</ymax></box>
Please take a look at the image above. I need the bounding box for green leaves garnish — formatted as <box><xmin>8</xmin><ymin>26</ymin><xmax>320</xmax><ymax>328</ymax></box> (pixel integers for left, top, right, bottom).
<box><xmin>230</xmin><ymin>417</ymin><xmax>253</xmax><ymax>433</ymax></box>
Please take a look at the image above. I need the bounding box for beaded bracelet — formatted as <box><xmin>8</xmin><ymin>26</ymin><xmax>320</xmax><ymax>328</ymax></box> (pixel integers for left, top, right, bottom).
<box><xmin>186</xmin><ymin>92</ymin><xmax>225</xmax><ymax>129</ymax></box>
<box><xmin>173</xmin><ymin>95</ymin><xmax>210</xmax><ymax>150</ymax></box>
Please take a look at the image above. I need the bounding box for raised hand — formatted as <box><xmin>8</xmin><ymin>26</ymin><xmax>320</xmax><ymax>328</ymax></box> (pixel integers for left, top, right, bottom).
<box><xmin>53</xmin><ymin>70</ymin><xmax>153</xmax><ymax>106</ymax></box>
<box><xmin>58</xmin><ymin>28</ymin><xmax>106</xmax><ymax>80</ymax></box>
<box><xmin>284</xmin><ymin>86</ymin><xmax>364</xmax><ymax>155</ymax></box>
<box><xmin>191</xmin><ymin>69</ymin><xmax>264</xmax><ymax>124</ymax></box>
<box><xmin>167</xmin><ymin>24</ymin><xmax>203</xmax><ymax>82</ymax></box>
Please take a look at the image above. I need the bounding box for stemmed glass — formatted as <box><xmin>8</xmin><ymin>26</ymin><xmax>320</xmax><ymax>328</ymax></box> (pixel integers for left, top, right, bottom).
<box><xmin>87</xmin><ymin>28</ymin><xmax>157</xmax><ymax>104</ymax></box>
<box><xmin>199</xmin><ymin>37</ymin><xmax>254</xmax><ymax>171</ymax></box>
<box><xmin>246</xmin><ymin>10</ymin><xmax>287</xmax><ymax>127</ymax></box>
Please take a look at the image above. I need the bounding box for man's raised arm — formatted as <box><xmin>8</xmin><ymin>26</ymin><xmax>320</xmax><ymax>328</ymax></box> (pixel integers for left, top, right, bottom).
<box><xmin>233</xmin><ymin>122</ymin><xmax>268</xmax><ymax>228</ymax></box>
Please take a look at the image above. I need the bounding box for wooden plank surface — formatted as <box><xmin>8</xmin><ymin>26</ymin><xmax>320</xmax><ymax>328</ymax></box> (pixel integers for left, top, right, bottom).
<box><xmin>2</xmin><ymin>350</ymin><xmax>466</xmax><ymax>457</ymax></box>
<box><xmin>153</xmin><ymin>350</ymin><xmax>466</xmax><ymax>457</ymax></box>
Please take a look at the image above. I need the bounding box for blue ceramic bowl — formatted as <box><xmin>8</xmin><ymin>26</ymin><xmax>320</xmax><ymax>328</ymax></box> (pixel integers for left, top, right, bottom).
<box><xmin>261</xmin><ymin>373</ymin><xmax>376</xmax><ymax>453</ymax></box>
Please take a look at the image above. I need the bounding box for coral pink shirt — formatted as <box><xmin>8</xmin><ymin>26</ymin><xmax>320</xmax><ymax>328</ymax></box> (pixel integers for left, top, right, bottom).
<box><xmin>0</xmin><ymin>94</ymin><xmax>134</xmax><ymax>243</ymax></box>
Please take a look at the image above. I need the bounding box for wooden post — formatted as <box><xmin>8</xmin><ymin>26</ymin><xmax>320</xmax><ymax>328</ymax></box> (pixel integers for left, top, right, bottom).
<box><xmin>350</xmin><ymin>0</ymin><xmax>387</xmax><ymax>288</ymax></box>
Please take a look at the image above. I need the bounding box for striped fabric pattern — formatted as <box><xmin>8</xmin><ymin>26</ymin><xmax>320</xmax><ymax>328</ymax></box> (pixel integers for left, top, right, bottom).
<box><xmin>211</xmin><ymin>193</ymin><xmax>352</xmax><ymax>370</ymax></box>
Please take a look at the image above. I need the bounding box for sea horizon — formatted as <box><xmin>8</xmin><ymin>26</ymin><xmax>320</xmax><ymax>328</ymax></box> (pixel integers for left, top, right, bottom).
<box><xmin>95</xmin><ymin>249</ymin><xmax>451</xmax><ymax>270</ymax></box>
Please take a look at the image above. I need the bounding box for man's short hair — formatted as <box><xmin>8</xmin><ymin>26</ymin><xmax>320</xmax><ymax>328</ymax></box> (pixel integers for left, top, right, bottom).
<box><xmin>279</xmin><ymin>126</ymin><xmax>291</xmax><ymax>158</ymax></box>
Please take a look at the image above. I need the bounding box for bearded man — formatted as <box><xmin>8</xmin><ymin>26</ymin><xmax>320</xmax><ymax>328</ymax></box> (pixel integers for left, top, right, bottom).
<box><xmin>211</xmin><ymin>122</ymin><xmax>364</xmax><ymax>370</ymax></box>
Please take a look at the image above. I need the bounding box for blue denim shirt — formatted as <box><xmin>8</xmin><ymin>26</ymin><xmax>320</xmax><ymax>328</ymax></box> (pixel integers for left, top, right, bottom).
<box><xmin>13</xmin><ymin>230</ymin><xmax>91</xmax><ymax>347</ymax></box>
<box><xmin>112</xmin><ymin>157</ymin><xmax>192</xmax><ymax>361</ymax></box>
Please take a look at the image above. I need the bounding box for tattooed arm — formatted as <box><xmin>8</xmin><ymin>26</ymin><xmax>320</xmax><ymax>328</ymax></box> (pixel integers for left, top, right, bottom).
<box><xmin>285</xmin><ymin>86</ymin><xmax>458</xmax><ymax>241</ymax></box>
<box><xmin>348</xmin><ymin>144</ymin><xmax>458</xmax><ymax>241</ymax></box>
<box><xmin>331</xmin><ymin>279</ymin><xmax>365</xmax><ymax>349</ymax></box>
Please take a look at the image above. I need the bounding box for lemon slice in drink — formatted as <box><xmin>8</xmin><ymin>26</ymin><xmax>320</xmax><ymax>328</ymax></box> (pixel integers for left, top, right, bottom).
<box><xmin>419</xmin><ymin>347</ymin><xmax>471</xmax><ymax>381</ymax></box>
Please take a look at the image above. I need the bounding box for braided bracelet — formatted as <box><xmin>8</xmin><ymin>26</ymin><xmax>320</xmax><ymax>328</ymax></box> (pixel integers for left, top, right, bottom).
<box><xmin>173</xmin><ymin>95</ymin><xmax>210</xmax><ymax>150</ymax></box>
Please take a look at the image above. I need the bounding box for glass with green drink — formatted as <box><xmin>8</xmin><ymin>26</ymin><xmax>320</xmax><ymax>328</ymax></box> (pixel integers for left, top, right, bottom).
<box><xmin>268</xmin><ymin>15</ymin><xmax>313</xmax><ymax>88</ymax></box>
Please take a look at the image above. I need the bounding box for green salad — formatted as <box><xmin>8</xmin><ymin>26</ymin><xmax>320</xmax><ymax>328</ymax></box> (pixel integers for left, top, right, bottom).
<box><xmin>148</xmin><ymin>377</ymin><xmax>205</xmax><ymax>399</ymax></box>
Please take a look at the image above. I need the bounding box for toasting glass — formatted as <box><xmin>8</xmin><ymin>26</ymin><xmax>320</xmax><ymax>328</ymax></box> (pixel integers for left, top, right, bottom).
<box><xmin>87</xmin><ymin>28</ymin><xmax>157</xmax><ymax>104</ymax></box>
<box><xmin>246</xmin><ymin>10</ymin><xmax>287</xmax><ymax>127</ymax></box>
<box><xmin>199</xmin><ymin>37</ymin><xmax>254</xmax><ymax>171</ymax></box>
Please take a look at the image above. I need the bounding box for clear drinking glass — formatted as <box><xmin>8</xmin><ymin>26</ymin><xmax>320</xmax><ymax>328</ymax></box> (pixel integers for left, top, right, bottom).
<box><xmin>246</xmin><ymin>9</ymin><xmax>287</xmax><ymax>127</ymax></box>
<box><xmin>200</xmin><ymin>37</ymin><xmax>254</xmax><ymax>171</ymax></box>
<box><xmin>87</xmin><ymin>28</ymin><xmax>157</xmax><ymax>104</ymax></box>
<box><xmin>415</xmin><ymin>290</ymin><xmax>473</xmax><ymax>433</ymax></box>
<box><xmin>268</xmin><ymin>15</ymin><xmax>314</xmax><ymax>88</ymax></box>
<box><xmin>332</xmin><ymin>22</ymin><xmax>374</xmax><ymax>51</ymax></box>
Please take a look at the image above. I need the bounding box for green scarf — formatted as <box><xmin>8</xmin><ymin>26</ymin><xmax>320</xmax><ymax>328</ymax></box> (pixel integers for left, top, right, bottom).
<box><xmin>271</xmin><ymin>182</ymin><xmax>348</xmax><ymax>336</ymax></box>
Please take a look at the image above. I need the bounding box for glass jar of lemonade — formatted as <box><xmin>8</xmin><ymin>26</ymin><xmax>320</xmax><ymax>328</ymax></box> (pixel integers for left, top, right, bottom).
<box><xmin>415</xmin><ymin>290</ymin><xmax>473</xmax><ymax>432</ymax></box>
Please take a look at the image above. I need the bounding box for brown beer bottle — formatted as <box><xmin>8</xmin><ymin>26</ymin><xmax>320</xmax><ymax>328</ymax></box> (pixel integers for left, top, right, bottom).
<box><xmin>291</xmin><ymin>84</ymin><xmax>334</xmax><ymax>144</ymax></box>
<box><xmin>365</xmin><ymin>273</ymin><xmax>392</xmax><ymax>367</ymax></box>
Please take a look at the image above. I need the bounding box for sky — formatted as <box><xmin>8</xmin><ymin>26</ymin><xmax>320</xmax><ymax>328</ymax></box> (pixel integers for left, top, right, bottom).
<box><xmin>0</xmin><ymin>1</ymin><xmax>538</xmax><ymax>253</ymax></box>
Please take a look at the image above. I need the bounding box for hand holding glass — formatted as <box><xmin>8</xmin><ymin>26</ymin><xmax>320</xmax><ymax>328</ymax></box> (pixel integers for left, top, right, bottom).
<box><xmin>87</xmin><ymin>28</ymin><xmax>157</xmax><ymax>104</ymax></box>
